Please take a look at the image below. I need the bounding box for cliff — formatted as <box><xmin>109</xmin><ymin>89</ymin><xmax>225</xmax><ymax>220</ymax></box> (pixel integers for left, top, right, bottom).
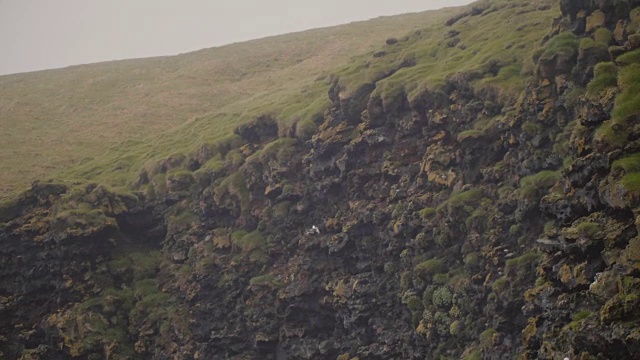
<box><xmin>2</xmin><ymin>0</ymin><xmax>640</xmax><ymax>359</ymax></box>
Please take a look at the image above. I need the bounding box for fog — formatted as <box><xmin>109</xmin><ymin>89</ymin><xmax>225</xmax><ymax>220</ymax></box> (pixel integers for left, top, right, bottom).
<box><xmin>0</xmin><ymin>0</ymin><xmax>474</xmax><ymax>75</ymax></box>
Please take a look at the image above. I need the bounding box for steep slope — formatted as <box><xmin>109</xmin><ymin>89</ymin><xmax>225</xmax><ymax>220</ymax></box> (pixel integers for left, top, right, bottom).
<box><xmin>3</xmin><ymin>0</ymin><xmax>640</xmax><ymax>359</ymax></box>
<box><xmin>0</xmin><ymin>8</ymin><xmax>461</xmax><ymax>198</ymax></box>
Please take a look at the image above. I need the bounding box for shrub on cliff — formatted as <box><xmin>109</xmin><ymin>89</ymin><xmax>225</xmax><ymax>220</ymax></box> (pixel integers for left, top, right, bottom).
<box><xmin>617</xmin><ymin>49</ymin><xmax>640</xmax><ymax>66</ymax></box>
<box><xmin>536</xmin><ymin>32</ymin><xmax>579</xmax><ymax>63</ymax></box>
<box><xmin>415</xmin><ymin>258</ymin><xmax>446</xmax><ymax>279</ymax></box>
<box><xmin>612</xmin><ymin>63</ymin><xmax>640</xmax><ymax>123</ymax></box>
<box><xmin>295</xmin><ymin>118</ymin><xmax>319</xmax><ymax>140</ymax></box>
<box><xmin>518</xmin><ymin>170</ymin><xmax>560</xmax><ymax>200</ymax></box>
<box><xmin>437</xmin><ymin>189</ymin><xmax>484</xmax><ymax>218</ymax></box>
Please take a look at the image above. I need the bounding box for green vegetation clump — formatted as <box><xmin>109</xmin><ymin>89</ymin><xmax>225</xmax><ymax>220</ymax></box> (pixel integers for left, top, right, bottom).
<box><xmin>432</xmin><ymin>286</ymin><xmax>453</xmax><ymax>308</ymax></box>
<box><xmin>629</xmin><ymin>7</ymin><xmax>640</xmax><ymax>33</ymax></box>
<box><xmin>199</xmin><ymin>157</ymin><xmax>225</xmax><ymax>172</ymax></box>
<box><xmin>538</xmin><ymin>32</ymin><xmax>579</xmax><ymax>62</ymax></box>
<box><xmin>55</xmin><ymin>249</ymin><xmax>173</xmax><ymax>358</ymax></box>
<box><xmin>233</xmin><ymin>230</ymin><xmax>265</xmax><ymax>253</ymax></box>
<box><xmin>414</xmin><ymin>232</ymin><xmax>431</xmax><ymax>249</ymax></box>
<box><xmin>51</xmin><ymin>207</ymin><xmax>114</xmax><ymax>234</ymax></box>
<box><xmin>217</xmin><ymin>172</ymin><xmax>250</xmax><ymax>212</ymax></box>
<box><xmin>231</xmin><ymin>230</ymin><xmax>268</xmax><ymax>264</ymax></box>
<box><xmin>576</xmin><ymin>222</ymin><xmax>603</xmax><ymax>237</ymax></box>
<box><xmin>622</xmin><ymin>173</ymin><xmax>640</xmax><ymax>193</ymax></box>
<box><xmin>295</xmin><ymin>118</ymin><xmax>319</xmax><ymax>140</ymax></box>
<box><xmin>553</xmin><ymin>120</ymin><xmax>578</xmax><ymax>163</ymax></box>
<box><xmin>617</xmin><ymin>49</ymin><xmax>640</xmax><ymax>66</ymax></box>
<box><xmin>586</xmin><ymin>62</ymin><xmax>617</xmax><ymax>97</ymax></box>
<box><xmin>492</xmin><ymin>277</ymin><xmax>510</xmax><ymax>294</ymax></box>
<box><xmin>612</xmin><ymin>153</ymin><xmax>640</xmax><ymax>173</ymax></box>
<box><xmin>572</xmin><ymin>310</ymin><xmax>593</xmax><ymax>322</ymax></box>
<box><xmin>505</xmin><ymin>251</ymin><xmax>541</xmax><ymax>276</ymax></box>
<box><xmin>477</xmin><ymin>64</ymin><xmax>527</xmax><ymax>98</ymax></box>
<box><xmin>578</xmin><ymin>37</ymin><xmax>610</xmax><ymax>82</ymax></box>
<box><xmin>593</xmin><ymin>28</ymin><xmax>612</xmax><ymax>44</ymax></box>
<box><xmin>108</xmin><ymin>251</ymin><xmax>162</xmax><ymax>281</ymax></box>
<box><xmin>518</xmin><ymin>170</ymin><xmax>560</xmax><ymax>200</ymax></box>
<box><xmin>457</xmin><ymin>130</ymin><xmax>485</xmax><ymax>142</ymax></box>
<box><xmin>522</xmin><ymin>121</ymin><xmax>545</xmax><ymax>136</ymax></box>
<box><xmin>579</xmin><ymin>38</ymin><xmax>608</xmax><ymax>55</ymax></box>
<box><xmin>246</xmin><ymin>137</ymin><xmax>297</xmax><ymax>164</ymax></box>
<box><xmin>419</xmin><ymin>207</ymin><xmax>436</xmax><ymax>219</ymax></box>
<box><xmin>405</xmin><ymin>295</ymin><xmax>424</xmax><ymax>312</ymax></box>
<box><xmin>249</xmin><ymin>274</ymin><xmax>281</xmax><ymax>287</ymax></box>
<box><xmin>594</xmin><ymin>121</ymin><xmax>626</xmax><ymax>147</ymax></box>
<box><xmin>463</xmin><ymin>253</ymin><xmax>480</xmax><ymax>270</ymax></box>
<box><xmin>463</xmin><ymin>349</ymin><xmax>482</xmax><ymax>360</ymax></box>
<box><xmin>595</xmin><ymin>62</ymin><xmax>640</xmax><ymax>147</ymax></box>
<box><xmin>479</xmin><ymin>328</ymin><xmax>497</xmax><ymax>347</ymax></box>
<box><xmin>612</xmin><ymin>64</ymin><xmax>640</xmax><ymax>123</ymax></box>
<box><xmin>169</xmin><ymin>209</ymin><xmax>198</xmax><ymax>229</ymax></box>
<box><xmin>415</xmin><ymin>258</ymin><xmax>446</xmax><ymax>278</ymax></box>
<box><xmin>444</xmin><ymin>189</ymin><xmax>484</xmax><ymax>210</ymax></box>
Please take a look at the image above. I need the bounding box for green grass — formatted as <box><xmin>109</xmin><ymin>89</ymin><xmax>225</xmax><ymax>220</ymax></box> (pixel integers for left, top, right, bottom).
<box><xmin>232</xmin><ymin>230</ymin><xmax>266</xmax><ymax>254</ymax></box>
<box><xmin>419</xmin><ymin>207</ymin><xmax>437</xmax><ymax>219</ymax></box>
<box><xmin>538</xmin><ymin>32</ymin><xmax>579</xmax><ymax>62</ymax></box>
<box><xmin>505</xmin><ymin>251</ymin><xmax>541</xmax><ymax>270</ymax></box>
<box><xmin>594</xmin><ymin>60</ymin><xmax>640</xmax><ymax>147</ymax></box>
<box><xmin>622</xmin><ymin>173</ymin><xmax>640</xmax><ymax>192</ymax></box>
<box><xmin>579</xmin><ymin>38</ymin><xmax>607</xmax><ymax>52</ymax></box>
<box><xmin>415</xmin><ymin>258</ymin><xmax>445</xmax><ymax>278</ymax></box>
<box><xmin>249</xmin><ymin>274</ymin><xmax>282</xmax><ymax>287</ymax></box>
<box><xmin>612</xmin><ymin>153</ymin><xmax>640</xmax><ymax>173</ymax></box>
<box><xmin>337</xmin><ymin>0</ymin><xmax>557</xmax><ymax>104</ymax></box>
<box><xmin>0</xmin><ymin>9</ymin><xmax>457</xmax><ymax>198</ymax></box>
<box><xmin>617</xmin><ymin>49</ymin><xmax>640</xmax><ymax>66</ymax></box>
<box><xmin>612</xmin><ymin>63</ymin><xmax>640</xmax><ymax>123</ymax></box>
<box><xmin>572</xmin><ymin>310</ymin><xmax>593</xmax><ymax>322</ymax></box>
<box><xmin>0</xmin><ymin>0</ymin><xmax>558</xmax><ymax>200</ymax></box>
<box><xmin>594</xmin><ymin>28</ymin><xmax>612</xmax><ymax>44</ymax></box>
<box><xmin>479</xmin><ymin>328</ymin><xmax>497</xmax><ymax>347</ymax></box>
<box><xmin>594</xmin><ymin>121</ymin><xmax>626</xmax><ymax>147</ymax></box>
<box><xmin>246</xmin><ymin>137</ymin><xmax>297</xmax><ymax>164</ymax></box>
<box><xmin>463</xmin><ymin>349</ymin><xmax>482</xmax><ymax>360</ymax></box>
<box><xmin>446</xmin><ymin>189</ymin><xmax>484</xmax><ymax>208</ymax></box>
<box><xmin>586</xmin><ymin>62</ymin><xmax>617</xmax><ymax>97</ymax></box>
<box><xmin>457</xmin><ymin>129</ymin><xmax>485</xmax><ymax>142</ymax></box>
<box><xmin>576</xmin><ymin>222</ymin><xmax>602</xmax><ymax>237</ymax></box>
<box><xmin>519</xmin><ymin>170</ymin><xmax>560</xmax><ymax>200</ymax></box>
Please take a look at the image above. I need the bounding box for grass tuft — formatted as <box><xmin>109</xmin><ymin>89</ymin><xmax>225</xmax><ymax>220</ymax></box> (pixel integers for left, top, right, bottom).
<box><xmin>586</xmin><ymin>62</ymin><xmax>617</xmax><ymax>97</ymax></box>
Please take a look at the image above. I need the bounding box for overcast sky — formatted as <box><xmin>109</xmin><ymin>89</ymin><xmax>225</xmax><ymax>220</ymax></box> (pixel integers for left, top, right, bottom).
<box><xmin>0</xmin><ymin>0</ymin><xmax>474</xmax><ymax>75</ymax></box>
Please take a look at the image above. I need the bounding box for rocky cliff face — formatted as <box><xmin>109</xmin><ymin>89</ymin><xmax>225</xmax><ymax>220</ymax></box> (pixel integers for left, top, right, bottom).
<box><xmin>2</xmin><ymin>1</ymin><xmax>640</xmax><ymax>359</ymax></box>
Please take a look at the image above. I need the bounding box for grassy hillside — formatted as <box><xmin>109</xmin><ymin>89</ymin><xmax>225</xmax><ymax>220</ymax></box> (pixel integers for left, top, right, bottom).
<box><xmin>0</xmin><ymin>0</ymin><xmax>558</xmax><ymax>198</ymax></box>
<box><xmin>0</xmin><ymin>8</ymin><xmax>463</xmax><ymax>198</ymax></box>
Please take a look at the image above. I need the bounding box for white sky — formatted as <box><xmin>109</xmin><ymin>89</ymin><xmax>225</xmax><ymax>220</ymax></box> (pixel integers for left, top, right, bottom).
<box><xmin>0</xmin><ymin>0</ymin><xmax>474</xmax><ymax>75</ymax></box>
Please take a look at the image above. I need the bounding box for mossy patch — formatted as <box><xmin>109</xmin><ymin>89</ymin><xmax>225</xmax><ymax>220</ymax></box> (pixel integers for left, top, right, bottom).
<box><xmin>415</xmin><ymin>258</ymin><xmax>446</xmax><ymax>278</ymax></box>
<box><xmin>518</xmin><ymin>170</ymin><xmax>560</xmax><ymax>200</ymax></box>
<box><xmin>457</xmin><ymin>129</ymin><xmax>485</xmax><ymax>142</ymax></box>
<box><xmin>621</xmin><ymin>173</ymin><xmax>640</xmax><ymax>193</ymax></box>
<box><xmin>538</xmin><ymin>32</ymin><xmax>579</xmax><ymax>62</ymax></box>
<box><xmin>616</xmin><ymin>49</ymin><xmax>640</xmax><ymax>66</ymax></box>
<box><xmin>249</xmin><ymin>274</ymin><xmax>281</xmax><ymax>287</ymax></box>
